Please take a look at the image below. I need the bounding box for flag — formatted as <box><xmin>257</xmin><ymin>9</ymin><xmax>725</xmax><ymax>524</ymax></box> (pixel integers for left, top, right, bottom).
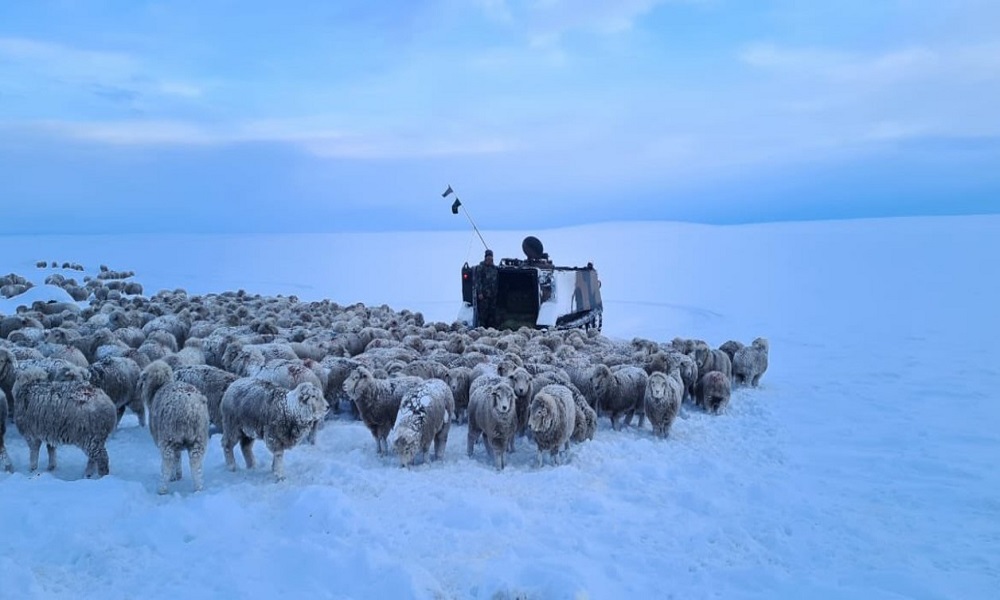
<box><xmin>451</xmin><ymin>199</ymin><xmax>462</xmax><ymax>214</ymax></box>
<box><xmin>442</xmin><ymin>185</ymin><xmax>453</xmax><ymax>198</ymax></box>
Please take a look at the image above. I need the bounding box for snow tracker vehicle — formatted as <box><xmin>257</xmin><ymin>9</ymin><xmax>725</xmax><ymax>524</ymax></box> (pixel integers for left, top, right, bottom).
<box><xmin>459</xmin><ymin>236</ymin><xmax>603</xmax><ymax>331</ymax></box>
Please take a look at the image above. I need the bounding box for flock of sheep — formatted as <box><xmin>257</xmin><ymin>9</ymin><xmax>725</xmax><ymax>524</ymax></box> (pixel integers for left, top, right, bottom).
<box><xmin>0</xmin><ymin>264</ymin><xmax>769</xmax><ymax>493</ymax></box>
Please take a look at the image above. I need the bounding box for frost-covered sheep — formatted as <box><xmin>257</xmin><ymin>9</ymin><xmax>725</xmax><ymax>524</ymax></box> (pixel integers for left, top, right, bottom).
<box><xmin>693</xmin><ymin>344</ymin><xmax>732</xmax><ymax>382</ymax></box>
<box><xmin>12</xmin><ymin>368</ymin><xmax>116</xmax><ymax>477</ymax></box>
<box><xmin>591</xmin><ymin>364</ymin><xmax>648</xmax><ymax>431</ymax></box>
<box><xmin>89</xmin><ymin>356</ymin><xmax>144</xmax><ymax>427</ymax></box>
<box><xmin>0</xmin><ymin>389</ymin><xmax>12</xmax><ymax>472</ymax></box>
<box><xmin>173</xmin><ymin>364</ymin><xmax>239</xmax><ymax>431</ymax></box>
<box><xmin>389</xmin><ymin>379</ymin><xmax>455</xmax><ymax>468</ymax></box>
<box><xmin>466</xmin><ymin>376</ymin><xmax>518</xmax><ymax>470</ymax></box>
<box><xmin>220</xmin><ymin>379</ymin><xmax>327</xmax><ymax>480</ymax></box>
<box><xmin>718</xmin><ymin>340</ymin><xmax>745</xmax><ymax>363</ymax></box>
<box><xmin>342</xmin><ymin>366</ymin><xmax>422</xmax><ymax>455</ymax></box>
<box><xmin>695</xmin><ymin>371</ymin><xmax>732</xmax><ymax>415</ymax></box>
<box><xmin>444</xmin><ymin>366</ymin><xmax>473</xmax><ymax>424</ymax></box>
<box><xmin>644</xmin><ymin>371</ymin><xmax>683</xmax><ymax>439</ymax></box>
<box><xmin>527</xmin><ymin>384</ymin><xmax>577</xmax><ymax>466</ymax></box>
<box><xmin>0</xmin><ymin>347</ymin><xmax>15</xmax><ymax>418</ymax></box>
<box><xmin>732</xmin><ymin>337</ymin><xmax>769</xmax><ymax>387</ymax></box>
<box><xmin>570</xmin><ymin>384</ymin><xmax>598</xmax><ymax>443</ymax></box>
<box><xmin>137</xmin><ymin>361</ymin><xmax>210</xmax><ymax>494</ymax></box>
<box><xmin>504</xmin><ymin>366</ymin><xmax>534</xmax><ymax>443</ymax></box>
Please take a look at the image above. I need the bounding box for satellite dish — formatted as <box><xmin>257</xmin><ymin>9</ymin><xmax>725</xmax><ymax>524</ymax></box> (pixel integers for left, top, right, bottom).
<box><xmin>522</xmin><ymin>236</ymin><xmax>544</xmax><ymax>260</ymax></box>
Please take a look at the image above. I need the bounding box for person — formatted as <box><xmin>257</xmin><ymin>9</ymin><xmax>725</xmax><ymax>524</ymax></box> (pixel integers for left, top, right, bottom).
<box><xmin>474</xmin><ymin>249</ymin><xmax>499</xmax><ymax>328</ymax></box>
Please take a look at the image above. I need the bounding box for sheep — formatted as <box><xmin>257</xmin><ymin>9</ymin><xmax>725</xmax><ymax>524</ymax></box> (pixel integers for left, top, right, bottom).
<box><xmin>591</xmin><ymin>364</ymin><xmax>648</xmax><ymax>431</ymax></box>
<box><xmin>137</xmin><ymin>361</ymin><xmax>210</xmax><ymax>494</ymax></box>
<box><xmin>718</xmin><ymin>340</ymin><xmax>745</xmax><ymax>363</ymax></box>
<box><xmin>644</xmin><ymin>371</ymin><xmax>683</xmax><ymax>439</ymax></box>
<box><xmin>693</xmin><ymin>343</ymin><xmax>732</xmax><ymax>382</ymax></box>
<box><xmin>388</xmin><ymin>379</ymin><xmax>455</xmax><ymax>468</ymax></box>
<box><xmin>220</xmin><ymin>379</ymin><xmax>328</xmax><ymax>481</ymax></box>
<box><xmin>342</xmin><ymin>366</ymin><xmax>422</xmax><ymax>455</ymax></box>
<box><xmin>733</xmin><ymin>337</ymin><xmax>769</xmax><ymax>387</ymax></box>
<box><xmin>570</xmin><ymin>383</ymin><xmax>598</xmax><ymax>443</ymax></box>
<box><xmin>0</xmin><ymin>347</ymin><xmax>15</xmax><ymax>418</ymax></box>
<box><xmin>172</xmin><ymin>364</ymin><xmax>239</xmax><ymax>431</ymax></box>
<box><xmin>527</xmin><ymin>384</ymin><xmax>577</xmax><ymax>467</ymax></box>
<box><xmin>0</xmin><ymin>389</ymin><xmax>12</xmax><ymax>472</ymax></box>
<box><xmin>444</xmin><ymin>366</ymin><xmax>473</xmax><ymax>424</ymax></box>
<box><xmin>695</xmin><ymin>371</ymin><xmax>732</xmax><ymax>415</ymax></box>
<box><xmin>12</xmin><ymin>367</ymin><xmax>117</xmax><ymax>477</ymax></box>
<box><xmin>89</xmin><ymin>356</ymin><xmax>144</xmax><ymax>427</ymax></box>
<box><xmin>466</xmin><ymin>376</ymin><xmax>518</xmax><ymax>470</ymax></box>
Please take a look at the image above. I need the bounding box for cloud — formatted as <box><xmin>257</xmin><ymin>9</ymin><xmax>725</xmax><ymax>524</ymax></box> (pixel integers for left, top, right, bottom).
<box><xmin>0</xmin><ymin>36</ymin><xmax>205</xmax><ymax>107</ymax></box>
<box><xmin>6</xmin><ymin>118</ymin><xmax>516</xmax><ymax>159</ymax></box>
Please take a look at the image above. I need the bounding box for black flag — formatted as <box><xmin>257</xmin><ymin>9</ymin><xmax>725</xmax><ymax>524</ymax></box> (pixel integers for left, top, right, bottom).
<box><xmin>442</xmin><ymin>185</ymin><xmax>453</xmax><ymax>198</ymax></box>
<box><xmin>451</xmin><ymin>199</ymin><xmax>462</xmax><ymax>214</ymax></box>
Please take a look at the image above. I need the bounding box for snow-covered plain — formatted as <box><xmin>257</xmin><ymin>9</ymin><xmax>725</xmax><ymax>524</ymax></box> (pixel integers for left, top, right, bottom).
<box><xmin>0</xmin><ymin>216</ymin><xmax>997</xmax><ymax>599</ymax></box>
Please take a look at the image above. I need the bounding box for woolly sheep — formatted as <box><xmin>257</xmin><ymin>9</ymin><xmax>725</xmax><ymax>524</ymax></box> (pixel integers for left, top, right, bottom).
<box><xmin>89</xmin><ymin>356</ymin><xmax>144</xmax><ymax>427</ymax></box>
<box><xmin>342</xmin><ymin>366</ymin><xmax>423</xmax><ymax>455</ymax></box>
<box><xmin>733</xmin><ymin>337</ymin><xmax>769</xmax><ymax>387</ymax></box>
<box><xmin>570</xmin><ymin>383</ymin><xmax>598</xmax><ymax>443</ymax></box>
<box><xmin>172</xmin><ymin>364</ymin><xmax>239</xmax><ymax>431</ymax></box>
<box><xmin>527</xmin><ymin>384</ymin><xmax>577</xmax><ymax>467</ymax></box>
<box><xmin>138</xmin><ymin>361</ymin><xmax>210</xmax><ymax>494</ymax></box>
<box><xmin>718</xmin><ymin>340</ymin><xmax>745</xmax><ymax>363</ymax></box>
<box><xmin>444</xmin><ymin>366</ymin><xmax>473</xmax><ymax>424</ymax></box>
<box><xmin>644</xmin><ymin>371</ymin><xmax>683</xmax><ymax>439</ymax></box>
<box><xmin>591</xmin><ymin>364</ymin><xmax>648</xmax><ymax>431</ymax></box>
<box><xmin>220</xmin><ymin>378</ymin><xmax>327</xmax><ymax>480</ymax></box>
<box><xmin>0</xmin><ymin>389</ymin><xmax>11</xmax><ymax>472</ymax></box>
<box><xmin>388</xmin><ymin>379</ymin><xmax>455</xmax><ymax>468</ymax></box>
<box><xmin>693</xmin><ymin>344</ymin><xmax>732</xmax><ymax>382</ymax></box>
<box><xmin>12</xmin><ymin>367</ymin><xmax>117</xmax><ymax>477</ymax></box>
<box><xmin>696</xmin><ymin>371</ymin><xmax>732</xmax><ymax>415</ymax></box>
<box><xmin>466</xmin><ymin>375</ymin><xmax>518</xmax><ymax>470</ymax></box>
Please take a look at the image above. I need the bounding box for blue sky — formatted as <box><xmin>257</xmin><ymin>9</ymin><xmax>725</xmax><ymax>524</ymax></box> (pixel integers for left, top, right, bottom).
<box><xmin>1</xmin><ymin>0</ymin><xmax>998</xmax><ymax>234</ymax></box>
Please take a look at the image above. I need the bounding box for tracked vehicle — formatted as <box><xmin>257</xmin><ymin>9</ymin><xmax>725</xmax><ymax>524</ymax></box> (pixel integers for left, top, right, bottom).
<box><xmin>459</xmin><ymin>236</ymin><xmax>602</xmax><ymax>331</ymax></box>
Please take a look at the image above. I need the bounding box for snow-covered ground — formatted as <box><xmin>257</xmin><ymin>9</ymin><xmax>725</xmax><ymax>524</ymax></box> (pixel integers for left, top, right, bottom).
<box><xmin>0</xmin><ymin>216</ymin><xmax>997</xmax><ymax>599</ymax></box>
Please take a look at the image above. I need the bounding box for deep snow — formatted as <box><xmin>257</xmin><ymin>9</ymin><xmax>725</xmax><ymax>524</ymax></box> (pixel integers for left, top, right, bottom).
<box><xmin>0</xmin><ymin>216</ymin><xmax>997</xmax><ymax>599</ymax></box>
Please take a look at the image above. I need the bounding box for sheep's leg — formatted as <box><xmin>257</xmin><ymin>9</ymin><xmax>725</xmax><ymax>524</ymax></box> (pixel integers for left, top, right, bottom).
<box><xmin>27</xmin><ymin>438</ymin><xmax>41</xmax><ymax>471</ymax></box>
<box><xmin>221</xmin><ymin>433</ymin><xmax>237</xmax><ymax>471</ymax></box>
<box><xmin>171</xmin><ymin>448</ymin><xmax>183</xmax><ymax>481</ymax></box>
<box><xmin>46</xmin><ymin>444</ymin><xmax>57</xmax><ymax>471</ymax></box>
<box><xmin>535</xmin><ymin>449</ymin><xmax>544</xmax><ymax>468</ymax></box>
<box><xmin>0</xmin><ymin>444</ymin><xmax>11</xmax><ymax>473</ymax></box>
<box><xmin>190</xmin><ymin>448</ymin><xmax>205</xmax><ymax>492</ymax></box>
<box><xmin>158</xmin><ymin>447</ymin><xmax>172</xmax><ymax>494</ymax></box>
<box><xmin>240</xmin><ymin>436</ymin><xmax>256</xmax><ymax>469</ymax></box>
<box><xmin>466</xmin><ymin>429</ymin><xmax>478</xmax><ymax>458</ymax></box>
<box><xmin>433</xmin><ymin>425</ymin><xmax>449</xmax><ymax>460</ymax></box>
<box><xmin>96</xmin><ymin>446</ymin><xmax>110</xmax><ymax>477</ymax></box>
<box><xmin>133</xmin><ymin>399</ymin><xmax>147</xmax><ymax>427</ymax></box>
<box><xmin>610</xmin><ymin>412</ymin><xmax>621</xmax><ymax>431</ymax></box>
<box><xmin>271</xmin><ymin>449</ymin><xmax>285</xmax><ymax>481</ymax></box>
<box><xmin>551</xmin><ymin>447</ymin><xmax>560</xmax><ymax>466</ymax></box>
<box><xmin>751</xmin><ymin>373</ymin><xmax>761</xmax><ymax>387</ymax></box>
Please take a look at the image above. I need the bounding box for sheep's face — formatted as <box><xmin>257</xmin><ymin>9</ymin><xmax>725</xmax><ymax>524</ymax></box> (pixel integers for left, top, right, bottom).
<box><xmin>491</xmin><ymin>387</ymin><xmax>514</xmax><ymax>414</ymax></box>
<box><xmin>343</xmin><ymin>367</ymin><xmax>369</xmax><ymax>398</ymax></box>
<box><xmin>647</xmin><ymin>374</ymin><xmax>667</xmax><ymax>400</ymax></box>
<box><xmin>392</xmin><ymin>431</ymin><xmax>418</xmax><ymax>467</ymax></box>
<box><xmin>753</xmin><ymin>338</ymin><xmax>769</xmax><ymax>353</ymax></box>
<box><xmin>289</xmin><ymin>383</ymin><xmax>328</xmax><ymax>421</ymax></box>
<box><xmin>508</xmin><ymin>369</ymin><xmax>532</xmax><ymax>398</ymax></box>
<box><xmin>528</xmin><ymin>396</ymin><xmax>554</xmax><ymax>433</ymax></box>
<box><xmin>693</xmin><ymin>345</ymin><xmax>711</xmax><ymax>368</ymax></box>
<box><xmin>589</xmin><ymin>365</ymin><xmax>611</xmax><ymax>393</ymax></box>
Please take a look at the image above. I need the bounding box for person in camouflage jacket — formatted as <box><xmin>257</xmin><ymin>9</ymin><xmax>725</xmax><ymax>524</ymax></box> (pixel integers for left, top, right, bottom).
<box><xmin>474</xmin><ymin>249</ymin><xmax>499</xmax><ymax>328</ymax></box>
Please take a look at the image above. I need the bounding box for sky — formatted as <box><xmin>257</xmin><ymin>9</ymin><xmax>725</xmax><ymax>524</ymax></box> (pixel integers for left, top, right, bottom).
<box><xmin>0</xmin><ymin>215</ymin><xmax>997</xmax><ymax>598</ymax></box>
<box><xmin>1</xmin><ymin>0</ymin><xmax>998</xmax><ymax>234</ymax></box>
